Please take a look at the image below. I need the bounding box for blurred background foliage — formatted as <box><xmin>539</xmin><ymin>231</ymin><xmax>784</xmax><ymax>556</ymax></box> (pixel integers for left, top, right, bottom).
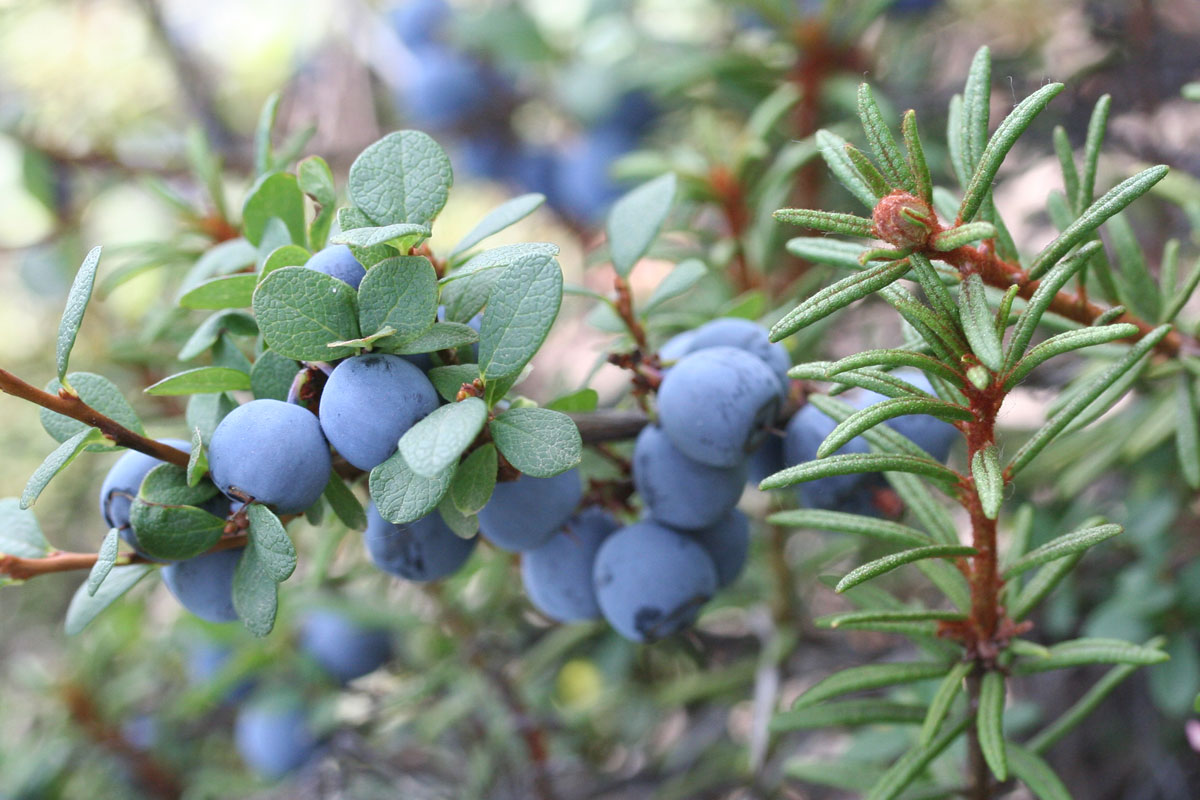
<box><xmin>1</xmin><ymin>0</ymin><xmax>1199</xmax><ymax>798</ymax></box>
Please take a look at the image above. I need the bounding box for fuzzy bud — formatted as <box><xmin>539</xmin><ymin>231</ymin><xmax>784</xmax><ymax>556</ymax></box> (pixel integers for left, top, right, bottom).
<box><xmin>872</xmin><ymin>190</ymin><xmax>936</xmax><ymax>249</ymax></box>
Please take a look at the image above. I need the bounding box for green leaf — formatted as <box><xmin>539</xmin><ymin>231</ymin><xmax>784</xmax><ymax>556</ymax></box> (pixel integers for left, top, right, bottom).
<box><xmin>1004</xmin><ymin>324</ymin><xmax>1139</xmax><ymax>389</ymax></box>
<box><xmin>816</xmin><ymin>609</ymin><xmax>964</xmax><ymax>628</ymax></box>
<box><xmin>428</xmin><ymin>365</ymin><xmax>481</xmax><ymax>402</ymax></box>
<box><xmin>379</xmin><ymin>322</ymin><xmax>478</xmax><ymax>355</ymax></box>
<box><xmin>242</xmin><ymin>172</ymin><xmax>306</xmax><ymax>247</ymax></box>
<box><xmin>86</xmin><ymin>529</ymin><xmax>120</xmax><ymax>596</ymax></box>
<box><xmin>323</xmin><ymin>472</ymin><xmax>366</xmax><ymax>531</ymax></box>
<box><xmin>298</xmin><ymin>155</ymin><xmax>336</xmax><ymax>250</ymax></box>
<box><xmin>794</xmin><ymin>661</ymin><xmax>951</xmax><ymax>709</ymax></box>
<box><xmin>22</xmin><ymin>429</ymin><xmax>105</xmax><ymax>509</ymax></box>
<box><xmin>56</xmin><ymin>245</ymin><xmax>102</xmax><ymax>385</ymax></box>
<box><xmin>489</xmin><ymin>407</ymin><xmax>582</xmax><ymax>478</ymax></box>
<box><xmin>232</xmin><ymin>546</ymin><xmax>278</xmax><ymax>637</ymax></box>
<box><xmin>1012</xmin><ymin>638</ymin><xmax>1168</xmax><ymax>674</ymax></box>
<box><xmin>825</xmin><ymin>350</ymin><xmax>962</xmax><ymax>384</ymax></box>
<box><xmin>857</xmin><ymin>83</ymin><xmax>915</xmax><ymax>193</ymax></box>
<box><xmin>864</xmin><ymin>713</ymin><xmax>970</xmax><ymax>800</ymax></box>
<box><xmin>65</xmin><ymin>564</ymin><xmax>153</xmax><ymax>635</ymax></box>
<box><xmin>785</xmin><ymin>760</ymin><xmax>885</xmax><ymax>793</ymax></box>
<box><xmin>260</xmin><ymin>244</ymin><xmax>313</xmax><ymax>280</ymax></box>
<box><xmin>766</xmin><ymin>508</ymin><xmax>930</xmax><ymax>547</ymax></box>
<box><xmin>771</xmin><ymin>700</ymin><xmax>927</xmax><ymax>732</ymax></box>
<box><xmin>817</xmin><ymin>396</ymin><xmax>970</xmax><ymax>459</ymax></box>
<box><xmin>130</xmin><ymin>489</ymin><xmax>224</xmax><ymax>561</ymax></box>
<box><xmin>187</xmin><ymin>429</ymin><xmax>207</xmax><ymax>487</ymax></box>
<box><xmin>1004</xmin><ymin>524</ymin><xmax>1122</xmax><ymax>579</ymax></box>
<box><xmin>1052</xmin><ymin>126</ymin><xmax>1080</xmax><ymax>210</ymax></box>
<box><xmin>477</xmin><ymin>249</ymin><xmax>563</xmax><ymax>380</ymax></box>
<box><xmin>144</xmin><ymin>367</ymin><xmax>251</xmax><ymax>396</ymax></box>
<box><xmin>959</xmin><ymin>83</ymin><xmax>1064</xmax><ymax>223</ymax></box>
<box><xmin>1177</xmin><ymin>374</ymin><xmax>1200</xmax><ymax>489</ymax></box>
<box><xmin>1028</xmin><ymin>650</ymin><xmax>1153</xmax><ymax>754</ymax></box>
<box><xmin>253</xmin><ymin>92</ymin><xmax>279</xmax><ymax>175</ymax></box>
<box><xmin>369</xmin><ymin>450</ymin><xmax>455</xmax><ymax>525</ymax></box>
<box><xmin>451</xmin><ymin>193</ymin><xmax>545</xmax><ymax>257</ymax></box>
<box><xmin>249</xmin><ymin>350</ymin><xmax>299</xmax><ymax>402</ymax></box>
<box><xmin>815</xmin><ymin>129</ymin><xmax>879</xmax><ymax>208</ymax></box>
<box><xmin>1009</xmin><ymin>743</ymin><xmax>1072</xmax><ymax>800</ymax></box>
<box><xmin>545</xmin><ymin>388</ymin><xmax>599</xmax><ymax>413</ymax></box>
<box><xmin>437</xmin><ymin>495</ymin><xmax>478</xmax><ymax>539</ymax></box>
<box><xmin>836</xmin><ymin>545</ymin><xmax>976</xmax><ymax>593</ymax></box>
<box><xmin>978</xmin><ymin>671</ymin><xmax>1008</xmax><ymax>780</ymax></box>
<box><xmin>179</xmin><ymin>310</ymin><xmax>258</xmax><ymax>361</ymax></box>
<box><xmin>348</xmin><ymin>130</ymin><xmax>453</xmax><ymax>226</ymax></box>
<box><xmin>1011</xmin><ymin>554</ymin><xmax>1082</xmax><ymax>621</ymax></box>
<box><xmin>450</xmin><ymin>444</ymin><xmax>497</xmax><ymax>515</ymax></box>
<box><xmin>971</xmin><ymin>445</ymin><xmax>1004</xmax><ymax>520</ymax></box>
<box><xmin>902</xmin><ymin>110</ymin><xmax>933</xmax><ymax>203</ymax></box>
<box><xmin>1076</xmin><ymin>94</ymin><xmax>1112</xmax><ymax>212</ymax></box>
<box><xmin>770</xmin><ymin>257</ymin><xmax>913</xmax><ymax>341</ymax></box>
<box><xmin>961</xmin><ymin>46</ymin><xmax>991</xmax><ymax>175</ymax></box>
<box><xmin>785</xmin><ymin>235</ymin><xmax>870</xmax><ymax>269</ymax></box>
<box><xmin>178</xmin><ymin>274</ymin><xmax>258</xmax><ymax>310</ymax></box>
<box><xmin>187</xmin><ymin>392</ymin><xmax>237</xmax><ymax>443</ymax></box>
<box><xmin>1027</xmin><ymin>165</ymin><xmax>1169</xmax><ymax>280</ymax></box>
<box><xmin>932</xmin><ymin>222</ymin><xmax>996</xmax><ymax>252</ymax></box>
<box><xmin>1008</xmin><ymin>325</ymin><xmax>1170</xmax><ymax>475</ymax></box>
<box><xmin>245</xmin><ymin>504</ymin><xmax>296</xmax><ymax>582</ymax></box>
<box><xmin>399</xmin><ymin>398</ymin><xmax>488</xmax><ymax>478</ymax></box>
<box><xmin>920</xmin><ymin>661</ymin><xmax>971</xmax><ymax>745</ymax></box>
<box><xmin>844</xmin><ymin>144</ymin><xmax>891</xmax><ymax>199</ymax></box>
<box><xmin>0</xmin><ymin>498</ymin><xmax>51</xmax><ymax>557</ymax></box>
<box><xmin>761</xmin><ymin>452</ymin><xmax>959</xmax><ymax>491</ymax></box>
<box><xmin>39</xmin><ymin>373</ymin><xmax>144</xmax><ymax>450</ymax></box>
<box><xmin>329</xmin><ymin>222</ymin><xmax>431</xmax><ymax>249</ymax></box>
<box><xmin>1003</xmin><ymin>242</ymin><xmax>1101</xmax><ymax>369</ymax></box>
<box><xmin>773</xmin><ymin>208</ymin><xmax>875</xmax><ymax>237</ymax></box>
<box><xmin>252</xmin><ymin>266</ymin><xmax>361</xmax><ymax>361</ymax></box>
<box><xmin>607</xmin><ymin>173</ymin><xmax>677</xmax><ymax>278</ymax></box>
<box><xmin>356</xmin><ymin>256</ymin><xmax>438</xmax><ymax>343</ymax></box>
<box><xmin>1161</xmin><ymin>254</ymin><xmax>1200</xmax><ymax>324</ymax></box>
<box><xmin>644</xmin><ymin>258</ymin><xmax>709</xmax><ymax>311</ymax></box>
<box><xmin>946</xmin><ymin>94</ymin><xmax>970</xmax><ymax>187</ymax></box>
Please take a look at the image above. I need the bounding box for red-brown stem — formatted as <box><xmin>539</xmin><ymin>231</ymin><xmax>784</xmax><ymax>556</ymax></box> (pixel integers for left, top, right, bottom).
<box><xmin>709</xmin><ymin>165</ymin><xmax>760</xmax><ymax>293</ymax></box>
<box><xmin>0</xmin><ymin>369</ymin><xmax>191</xmax><ymax>468</ymax></box>
<box><xmin>60</xmin><ymin>683</ymin><xmax>183</xmax><ymax>799</ymax></box>
<box><xmin>937</xmin><ymin>242</ymin><xmax>1183</xmax><ymax>357</ymax></box>
<box><xmin>613</xmin><ymin>274</ymin><xmax>649</xmax><ymax>353</ymax></box>
<box><xmin>959</xmin><ymin>380</ymin><xmax>1005</xmax><ymax>649</ymax></box>
<box><xmin>964</xmin><ymin>668</ymin><xmax>991</xmax><ymax>800</ymax></box>
<box><xmin>0</xmin><ymin>534</ymin><xmax>249</xmax><ymax>581</ymax></box>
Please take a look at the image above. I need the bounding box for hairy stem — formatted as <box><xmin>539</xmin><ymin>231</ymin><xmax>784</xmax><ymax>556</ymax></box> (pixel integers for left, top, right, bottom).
<box><xmin>0</xmin><ymin>534</ymin><xmax>249</xmax><ymax>581</ymax></box>
<box><xmin>0</xmin><ymin>369</ymin><xmax>191</xmax><ymax>468</ymax></box>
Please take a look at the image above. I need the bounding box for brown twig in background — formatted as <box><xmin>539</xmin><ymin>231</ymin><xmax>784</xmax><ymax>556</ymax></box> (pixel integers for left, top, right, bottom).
<box><xmin>0</xmin><ymin>534</ymin><xmax>249</xmax><ymax>582</ymax></box>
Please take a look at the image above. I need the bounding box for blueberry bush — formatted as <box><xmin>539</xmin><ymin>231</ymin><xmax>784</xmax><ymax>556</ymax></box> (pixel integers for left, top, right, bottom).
<box><xmin>2</xmin><ymin>1</ymin><xmax>1199</xmax><ymax>798</ymax></box>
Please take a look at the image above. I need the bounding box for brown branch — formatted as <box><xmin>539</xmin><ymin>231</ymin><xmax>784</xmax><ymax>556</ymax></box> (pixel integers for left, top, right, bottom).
<box><xmin>937</xmin><ymin>242</ymin><xmax>1184</xmax><ymax>357</ymax></box>
<box><xmin>0</xmin><ymin>369</ymin><xmax>191</xmax><ymax>468</ymax></box>
<box><xmin>0</xmin><ymin>534</ymin><xmax>249</xmax><ymax>582</ymax></box>
<box><xmin>964</xmin><ymin>668</ymin><xmax>991</xmax><ymax>800</ymax></box>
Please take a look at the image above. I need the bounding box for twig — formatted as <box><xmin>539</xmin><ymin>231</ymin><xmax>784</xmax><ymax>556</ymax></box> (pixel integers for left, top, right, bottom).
<box><xmin>0</xmin><ymin>369</ymin><xmax>190</xmax><ymax>468</ymax></box>
<box><xmin>0</xmin><ymin>534</ymin><xmax>248</xmax><ymax>581</ymax></box>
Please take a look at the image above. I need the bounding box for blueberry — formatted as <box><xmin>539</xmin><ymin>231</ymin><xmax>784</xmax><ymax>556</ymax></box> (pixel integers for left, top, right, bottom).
<box><xmin>684</xmin><ymin>317</ymin><xmax>791</xmax><ymax>394</ymax></box>
<box><xmin>552</xmin><ymin>128</ymin><xmax>636</xmax><ymax>222</ymax></box>
<box><xmin>234</xmin><ymin>696</ymin><xmax>318</xmax><ymax>780</ymax></box>
<box><xmin>478</xmin><ymin>469</ymin><xmax>583</xmax><ymax>552</ymax></box>
<box><xmin>318</xmin><ymin>354</ymin><xmax>439</xmax><ymax>471</ymax></box>
<box><xmin>520</xmin><ymin>507</ymin><xmax>619</xmax><ymax>622</ymax></box>
<box><xmin>746</xmin><ymin>432</ymin><xmax>786</xmax><ymax>486</ymax></box>
<box><xmin>687</xmin><ymin>509</ymin><xmax>750</xmax><ymax>589</ymax></box>
<box><xmin>389</xmin><ymin>0</ymin><xmax>450</xmax><ymax>49</ymax></box>
<box><xmin>593</xmin><ymin>520</ymin><xmax>718</xmax><ymax>642</ymax></box>
<box><xmin>365</xmin><ymin>502</ymin><xmax>476</xmax><ymax>581</ymax></box>
<box><xmin>185</xmin><ymin>640</ymin><xmax>254</xmax><ymax>703</ymax></box>
<box><xmin>457</xmin><ymin>135</ymin><xmax>510</xmax><ymax>182</ymax></box>
<box><xmin>633</xmin><ymin>425</ymin><xmax>746</xmax><ymax>530</ymax></box>
<box><xmin>596</xmin><ymin>90</ymin><xmax>658</xmax><ymax>137</ymax></box>
<box><xmin>658</xmin><ymin>329</ymin><xmax>697</xmax><ymax>364</ymax></box>
<box><xmin>888</xmin><ymin>0</ymin><xmax>941</xmax><ymax>14</ymax></box>
<box><xmin>507</xmin><ymin>144</ymin><xmax>559</xmax><ymax>198</ymax></box>
<box><xmin>400</xmin><ymin>47</ymin><xmax>493</xmax><ymax>129</ymax></box>
<box><xmin>304</xmin><ymin>245</ymin><xmax>365</xmax><ymax>290</ymax></box>
<box><xmin>161</xmin><ymin>548</ymin><xmax>243</xmax><ymax>624</ymax></box>
<box><xmin>209</xmin><ymin>400</ymin><xmax>331</xmax><ymax>514</ymax></box>
<box><xmin>782</xmin><ymin>402</ymin><xmax>888</xmax><ymax>510</ymax></box>
<box><xmin>657</xmin><ymin>346</ymin><xmax>782</xmax><ymax>468</ymax></box>
<box><xmin>298</xmin><ymin>608</ymin><xmax>393</xmax><ymax>684</ymax></box>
